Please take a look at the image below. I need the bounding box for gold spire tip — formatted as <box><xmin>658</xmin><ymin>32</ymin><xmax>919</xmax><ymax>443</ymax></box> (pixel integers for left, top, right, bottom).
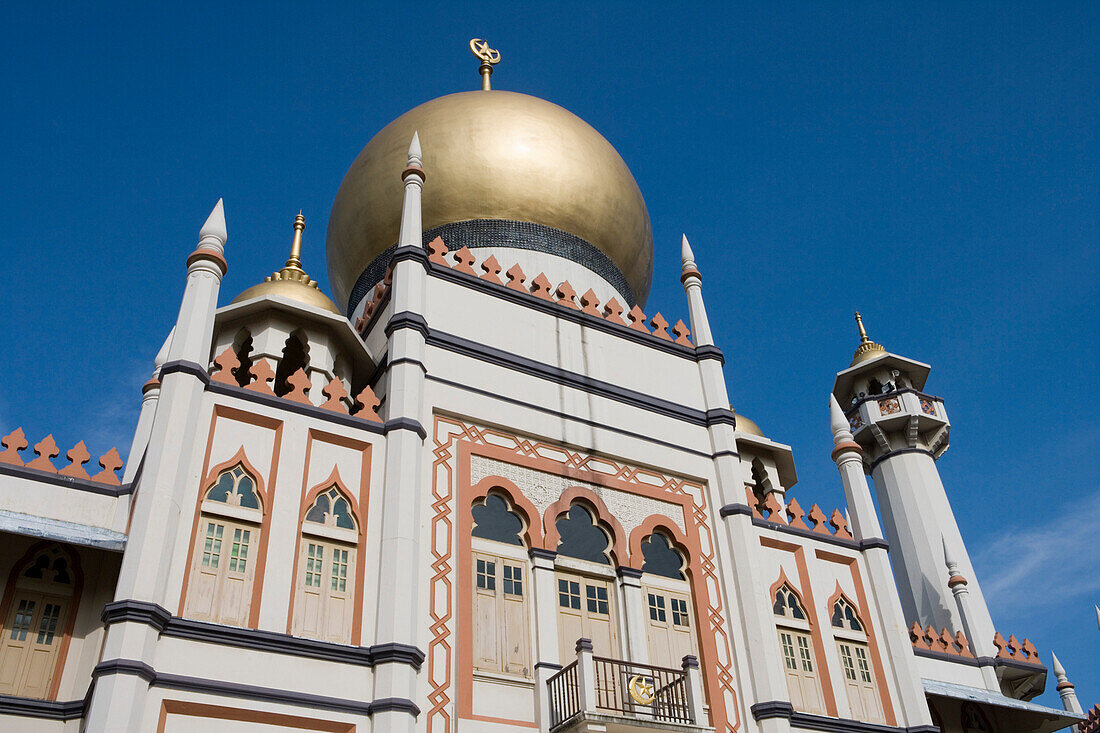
<box><xmin>850</xmin><ymin>311</ymin><xmax>887</xmax><ymax>366</ymax></box>
<box><xmin>469</xmin><ymin>38</ymin><xmax>501</xmax><ymax>91</ymax></box>
<box><xmin>286</xmin><ymin>212</ymin><xmax>305</xmax><ymax>270</ymax></box>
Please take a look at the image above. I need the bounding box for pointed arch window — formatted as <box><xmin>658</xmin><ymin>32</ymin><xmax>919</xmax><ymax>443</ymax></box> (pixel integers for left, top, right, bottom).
<box><xmin>0</xmin><ymin>545</ymin><xmax>80</xmax><ymax>699</ymax></box>
<box><xmin>471</xmin><ymin>492</ymin><xmax>531</xmax><ymax>677</ymax></box>
<box><xmin>185</xmin><ymin>463</ymin><xmax>263</xmax><ymax>627</ymax></box>
<box><xmin>553</xmin><ymin>504</ymin><xmax>619</xmax><ymax>662</ymax></box>
<box><xmin>293</xmin><ymin>485</ymin><xmax>359</xmax><ymax>644</ymax></box>
<box><xmin>773</xmin><ymin>583</ymin><xmax>825</xmax><ymax>715</ymax></box>
<box><xmin>639</xmin><ymin>532</ymin><xmax>699</xmax><ymax>669</ymax></box>
<box><xmin>830</xmin><ymin>595</ymin><xmax>883</xmax><ymax>722</ymax></box>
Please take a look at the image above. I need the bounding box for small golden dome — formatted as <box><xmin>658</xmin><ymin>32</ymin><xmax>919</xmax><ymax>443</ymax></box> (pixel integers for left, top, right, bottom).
<box><xmin>327</xmin><ymin>89</ymin><xmax>653</xmax><ymax>310</ymax></box>
<box><xmin>732</xmin><ymin>410</ymin><xmax>765</xmax><ymax>437</ymax></box>
<box><xmin>850</xmin><ymin>311</ymin><xmax>887</xmax><ymax>366</ymax></box>
<box><xmin>233</xmin><ymin>214</ymin><xmax>340</xmax><ymax>315</ymax></box>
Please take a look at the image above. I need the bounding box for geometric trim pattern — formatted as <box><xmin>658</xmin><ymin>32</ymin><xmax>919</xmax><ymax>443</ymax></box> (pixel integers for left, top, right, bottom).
<box><xmin>428</xmin><ymin>416</ymin><xmax>741</xmax><ymax>733</ymax></box>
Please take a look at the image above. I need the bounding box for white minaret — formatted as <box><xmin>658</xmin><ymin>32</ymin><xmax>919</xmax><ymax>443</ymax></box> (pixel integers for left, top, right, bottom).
<box><xmin>832</xmin><ymin>314</ymin><xmax>997</xmax><ymax>643</ymax></box>
<box><xmin>86</xmin><ymin>200</ymin><xmax>228</xmax><ymax>732</ymax></box>
<box><xmin>1050</xmin><ymin>652</ymin><xmax>1083</xmax><ymax>715</ymax></box>
<box><xmin>679</xmin><ymin>237</ymin><xmax>795</xmax><ymax>730</ymax></box>
<box><xmin>942</xmin><ymin>536</ymin><xmax>1000</xmax><ymax>691</ymax></box>
<box><xmin>829</xmin><ymin>395</ymin><xmax>935</xmax><ymax>726</ymax></box>
<box><xmin>370</xmin><ymin>134</ymin><xmax>429</xmax><ymax>733</ymax></box>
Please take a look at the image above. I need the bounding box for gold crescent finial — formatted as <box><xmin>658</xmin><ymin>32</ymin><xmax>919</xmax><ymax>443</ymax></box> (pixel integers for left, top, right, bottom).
<box><xmin>469</xmin><ymin>38</ymin><xmax>501</xmax><ymax>91</ymax></box>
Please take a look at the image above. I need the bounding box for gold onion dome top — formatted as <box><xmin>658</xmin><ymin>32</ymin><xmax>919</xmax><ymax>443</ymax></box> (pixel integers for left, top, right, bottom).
<box><xmin>731</xmin><ymin>409</ymin><xmax>765</xmax><ymax>437</ymax></box>
<box><xmin>233</xmin><ymin>214</ymin><xmax>341</xmax><ymax>315</ymax></box>
<box><xmin>326</xmin><ymin>42</ymin><xmax>653</xmax><ymax>311</ymax></box>
<box><xmin>850</xmin><ymin>311</ymin><xmax>888</xmax><ymax>366</ymax></box>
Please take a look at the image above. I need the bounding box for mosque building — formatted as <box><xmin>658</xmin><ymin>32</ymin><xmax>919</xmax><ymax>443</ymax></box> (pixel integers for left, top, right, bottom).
<box><xmin>0</xmin><ymin>40</ymin><xmax>1088</xmax><ymax>733</ymax></box>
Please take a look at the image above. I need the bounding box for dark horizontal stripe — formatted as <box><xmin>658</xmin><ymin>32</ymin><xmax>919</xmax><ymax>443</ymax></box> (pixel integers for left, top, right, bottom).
<box><xmin>705</xmin><ymin>408</ymin><xmax>737</xmax><ymax>427</ymax></box>
<box><xmin>534</xmin><ymin>662</ymin><xmax>563</xmax><ymax>672</ymax></box>
<box><xmin>528</xmin><ymin>547</ymin><xmax>558</xmax><ymax>561</ymax></box>
<box><xmin>426</xmin><ymin>329</ymin><xmax>709</xmax><ymax>426</ymax></box>
<box><xmin>616</xmin><ymin>567</ymin><xmax>643</xmax><ymax>579</ymax></box>
<box><xmin>426</xmin><ymin>374</ymin><xmax>714</xmax><ymax>459</ymax></box>
<box><xmin>92</xmin><ymin>658</ymin><xmax>411</xmax><ymax>717</ymax></box>
<box><xmin>751</xmin><ymin>700</ymin><xmax>795</xmax><ymax>720</ymax></box>
<box><xmin>102</xmin><ymin>600</ymin><xmax>424</xmax><ymax>670</ymax></box>
<box><xmin>694</xmin><ymin>345</ymin><xmax>725</xmax><ymax>364</ymax></box>
<box><xmin>384</xmin><ymin>417</ymin><xmax>427</xmax><ymax>440</ymax></box>
<box><xmin>869</xmin><ymin>447</ymin><xmax>936</xmax><ymax>471</ymax></box>
<box><xmin>712</xmin><ymin>449</ymin><xmax>740</xmax><ymax>460</ymax></box>
<box><xmin>0</xmin><ymin>693</ymin><xmax>85</xmax><ymax>720</ymax></box>
<box><xmin>860</xmin><ymin>538</ymin><xmax>890</xmax><ymax>551</ymax></box>
<box><xmin>428</xmin><ymin>262</ymin><xmax>710</xmax><ymax>363</ymax></box>
<box><xmin>754</xmin><ymin>702</ymin><xmax>934</xmax><ymax>732</ymax></box>
<box><xmin>719</xmin><ymin>503</ymin><xmax>754</xmax><ymax>518</ymax></box>
<box><xmin>160</xmin><ymin>359</ymin><xmax>211</xmax><ymax>382</ymax></box>
<box><xmin>385</xmin><ymin>311</ymin><xmax>430</xmax><ymax>339</ymax></box>
<box><xmin>792</xmin><ymin>710</ymin><xmax>936</xmax><ymax>732</ymax></box>
<box><xmin>0</xmin><ymin>460</ymin><xmax>133</xmax><ymax>497</ymax></box>
<box><xmin>388</xmin><ymin>357</ymin><xmax>427</xmax><ymax>374</ymax></box>
<box><xmin>389</xmin><ymin>244</ymin><xmax>430</xmax><ymax>269</ymax></box>
<box><xmin>912</xmin><ymin>646</ymin><xmax>981</xmax><ymax>667</ymax></box>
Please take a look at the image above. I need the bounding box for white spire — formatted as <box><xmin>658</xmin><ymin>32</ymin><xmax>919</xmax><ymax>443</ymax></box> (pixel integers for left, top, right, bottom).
<box><xmin>198</xmin><ymin>198</ymin><xmax>227</xmax><ymax>247</ymax></box>
<box><xmin>681</xmin><ymin>234</ymin><xmax>695</xmax><ymax>267</ymax></box>
<box><xmin>942</xmin><ymin>534</ymin><xmax>958</xmax><ymax>569</ymax></box>
<box><xmin>829</xmin><ymin>394</ymin><xmax>853</xmax><ymax>445</ymax></box>
<box><xmin>397</xmin><ymin>132</ymin><xmax>425</xmax><ymax>250</ymax></box>
<box><xmin>408</xmin><ymin>131</ymin><xmax>423</xmax><ymax>168</ymax></box>
<box><xmin>1051</xmin><ymin>651</ymin><xmax>1066</xmax><ymax>677</ymax></box>
<box><xmin>1096</xmin><ymin>605</ymin><xmax>1100</xmax><ymax>631</ymax></box>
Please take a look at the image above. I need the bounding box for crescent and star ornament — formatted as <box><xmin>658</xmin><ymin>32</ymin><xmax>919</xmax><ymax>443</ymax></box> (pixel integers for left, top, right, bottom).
<box><xmin>627</xmin><ymin>674</ymin><xmax>656</xmax><ymax>705</ymax></box>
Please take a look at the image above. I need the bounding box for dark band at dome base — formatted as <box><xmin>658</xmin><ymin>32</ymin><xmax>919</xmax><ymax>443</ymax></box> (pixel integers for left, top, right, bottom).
<box><xmin>346</xmin><ymin>219</ymin><xmax>636</xmax><ymax>314</ymax></box>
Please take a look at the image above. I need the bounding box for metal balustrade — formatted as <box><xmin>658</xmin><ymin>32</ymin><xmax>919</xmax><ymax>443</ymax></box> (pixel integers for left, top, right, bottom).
<box><xmin>547</xmin><ymin>638</ymin><xmax>705</xmax><ymax>730</ymax></box>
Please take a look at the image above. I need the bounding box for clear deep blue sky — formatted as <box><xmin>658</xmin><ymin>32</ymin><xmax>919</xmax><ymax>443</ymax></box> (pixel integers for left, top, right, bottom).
<box><xmin>3</xmin><ymin>1</ymin><xmax>1096</xmax><ymax>712</ymax></box>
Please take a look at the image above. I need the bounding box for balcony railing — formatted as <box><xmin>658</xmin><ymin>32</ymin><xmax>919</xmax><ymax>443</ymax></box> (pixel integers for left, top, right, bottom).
<box><xmin>547</xmin><ymin>638</ymin><xmax>706</xmax><ymax>730</ymax></box>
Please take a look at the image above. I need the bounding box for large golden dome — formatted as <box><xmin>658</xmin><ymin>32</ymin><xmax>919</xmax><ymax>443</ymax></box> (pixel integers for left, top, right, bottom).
<box><xmin>326</xmin><ymin>90</ymin><xmax>653</xmax><ymax>311</ymax></box>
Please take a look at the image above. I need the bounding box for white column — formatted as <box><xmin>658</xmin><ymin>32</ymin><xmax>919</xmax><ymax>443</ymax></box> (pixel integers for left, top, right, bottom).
<box><xmin>370</xmin><ymin>134</ymin><xmax>429</xmax><ymax>733</ymax></box>
<box><xmin>617</xmin><ymin>568</ymin><xmax>649</xmax><ymax>664</ymax></box>
<box><xmin>943</xmin><ymin>538</ymin><xmax>1001</xmax><ymax>691</ymax></box>
<box><xmin>830</xmin><ymin>396</ymin><xmax>934</xmax><ymax>727</ymax></box>
<box><xmin>682</xmin><ymin>655</ymin><xmax>707</xmax><ymax>725</ymax></box>
<box><xmin>531</xmin><ymin>549</ymin><xmax>562</xmax><ymax>731</ymax></box>
<box><xmin>575</xmin><ymin>638</ymin><xmax>598</xmax><ymax>715</ymax></box>
<box><xmin>679</xmin><ymin>235</ymin><xmax>713</xmax><ymax>346</ymax></box>
<box><xmin>86</xmin><ymin>200</ymin><xmax>228</xmax><ymax>733</ymax></box>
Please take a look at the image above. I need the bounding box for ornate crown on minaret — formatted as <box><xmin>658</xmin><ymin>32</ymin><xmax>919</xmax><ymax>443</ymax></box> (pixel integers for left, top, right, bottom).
<box><xmin>850</xmin><ymin>311</ymin><xmax>888</xmax><ymax>366</ymax></box>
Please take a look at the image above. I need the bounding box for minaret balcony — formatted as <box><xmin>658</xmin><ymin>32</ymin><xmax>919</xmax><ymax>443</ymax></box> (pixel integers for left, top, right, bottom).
<box><xmin>547</xmin><ymin>640</ymin><xmax>712</xmax><ymax>733</ymax></box>
<box><xmin>845</xmin><ymin>388</ymin><xmax>949</xmax><ymax>438</ymax></box>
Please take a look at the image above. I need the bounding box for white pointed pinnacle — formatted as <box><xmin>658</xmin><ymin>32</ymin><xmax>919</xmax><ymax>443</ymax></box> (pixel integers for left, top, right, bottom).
<box><xmin>198</xmin><ymin>198</ymin><xmax>227</xmax><ymax>246</ymax></box>
<box><xmin>408</xmin><ymin>131</ymin><xmax>423</xmax><ymax>168</ymax></box>
<box><xmin>1096</xmin><ymin>605</ymin><xmax>1100</xmax><ymax>631</ymax></box>
<box><xmin>681</xmin><ymin>234</ymin><xmax>696</xmax><ymax>267</ymax></box>
<box><xmin>941</xmin><ymin>535</ymin><xmax>959</xmax><ymax>571</ymax></box>
<box><xmin>829</xmin><ymin>394</ymin><xmax>853</xmax><ymax>444</ymax></box>
<box><xmin>1051</xmin><ymin>651</ymin><xmax>1067</xmax><ymax>678</ymax></box>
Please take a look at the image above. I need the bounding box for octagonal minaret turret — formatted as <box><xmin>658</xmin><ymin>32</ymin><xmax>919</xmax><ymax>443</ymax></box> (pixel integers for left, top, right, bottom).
<box><xmin>831</xmin><ymin>313</ymin><xmax>996</xmax><ymax>645</ymax></box>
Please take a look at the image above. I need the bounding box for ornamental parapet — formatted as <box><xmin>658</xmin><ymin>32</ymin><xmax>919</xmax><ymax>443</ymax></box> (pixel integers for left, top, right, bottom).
<box><xmin>0</xmin><ymin>428</ymin><xmax>123</xmax><ymax>485</ymax></box>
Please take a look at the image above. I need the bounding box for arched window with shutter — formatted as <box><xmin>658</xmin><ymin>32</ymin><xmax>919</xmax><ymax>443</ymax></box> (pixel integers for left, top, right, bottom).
<box><xmin>184</xmin><ymin>462</ymin><xmax>264</xmax><ymax>626</ymax></box>
<box><xmin>292</xmin><ymin>485</ymin><xmax>360</xmax><ymax>644</ymax></box>
<box><xmin>773</xmin><ymin>582</ymin><xmax>825</xmax><ymax>715</ymax></box>
<box><xmin>0</xmin><ymin>544</ymin><xmax>81</xmax><ymax>699</ymax></box>
<box><xmin>830</xmin><ymin>595</ymin><xmax>883</xmax><ymax>723</ymax></box>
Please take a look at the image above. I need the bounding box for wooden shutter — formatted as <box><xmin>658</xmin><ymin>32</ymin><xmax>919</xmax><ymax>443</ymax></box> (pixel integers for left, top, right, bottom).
<box><xmin>0</xmin><ymin>592</ymin><xmax>70</xmax><ymax>698</ymax></box>
<box><xmin>185</xmin><ymin>516</ymin><xmax>259</xmax><ymax>626</ymax></box>
<box><xmin>555</xmin><ymin>572</ymin><xmax>618</xmax><ymax>663</ymax></box>
<box><xmin>778</xmin><ymin>629</ymin><xmax>824</xmax><ymax>714</ymax></box>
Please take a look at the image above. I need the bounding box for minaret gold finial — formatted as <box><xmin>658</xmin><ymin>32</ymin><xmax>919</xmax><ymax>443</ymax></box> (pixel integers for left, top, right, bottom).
<box><xmin>286</xmin><ymin>211</ymin><xmax>305</xmax><ymax>270</ymax></box>
<box><xmin>469</xmin><ymin>38</ymin><xmax>501</xmax><ymax>91</ymax></box>
<box><xmin>850</xmin><ymin>311</ymin><xmax>888</xmax><ymax>366</ymax></box>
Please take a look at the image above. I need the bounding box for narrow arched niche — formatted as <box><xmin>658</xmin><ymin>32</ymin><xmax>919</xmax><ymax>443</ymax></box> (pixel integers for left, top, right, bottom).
<box><xmin>232</xmin><ymin>329</ymin><xmax>255</xmax><ymax>387</ymax></box>
<box><xmin>640</xmin><ymin>533</ymin><xmax>685</xmax><ymax>580</ymax></box>
<box><xmin>274</xmin><ymin>330</ymin><xmax>310</xmax><ymax>396</ymax></box>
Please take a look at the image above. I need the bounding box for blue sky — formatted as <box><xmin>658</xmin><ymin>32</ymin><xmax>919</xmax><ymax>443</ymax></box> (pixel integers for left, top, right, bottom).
<box><xmin>3</xmin><ymin>1</ymin><xmax>1096</xmax><ymax>713</ymax></box>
